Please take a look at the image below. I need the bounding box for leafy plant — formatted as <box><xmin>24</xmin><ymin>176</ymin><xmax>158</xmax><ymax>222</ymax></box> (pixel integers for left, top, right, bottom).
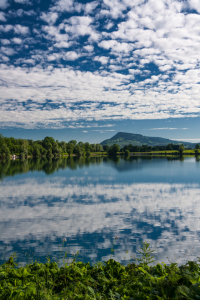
<box><xmin>1</xmin><ymin>241</ymin><xmax>200</xmax><ymax>299</ymax></box>
<box><xmin>136</xmin><ymin>241</ymin><xmax>156</xmax><ymax>266</ymax></box>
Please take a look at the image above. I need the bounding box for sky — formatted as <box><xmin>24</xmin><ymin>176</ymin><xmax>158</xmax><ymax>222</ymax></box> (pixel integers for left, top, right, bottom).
<box><xmin>0</xmin><ymin>0</ymin><xmax>200</xmax><ymax>143</ymax></box>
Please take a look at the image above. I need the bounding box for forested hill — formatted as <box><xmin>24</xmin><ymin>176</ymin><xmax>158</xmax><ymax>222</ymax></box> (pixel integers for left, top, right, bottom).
<box><xmin>100</xmin><ymin>132</ymin><xmax>195</xmax><ymax>148</ymax></box>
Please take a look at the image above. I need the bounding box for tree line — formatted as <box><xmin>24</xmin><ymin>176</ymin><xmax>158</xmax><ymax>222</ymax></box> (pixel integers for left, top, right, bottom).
<box><xmin>1</xmin><ymin>133</ymin><xmax>199</xmax><ymax>159</ymax></box>
<box><xmin>0</xmin><ymin>134</ymin><xmax>104</xmax><ymax>159</ymax></box>
<box><xmin>121</xmin><ymin>143</ymin><xmax>200</xmax><ymax>154</ymax></box>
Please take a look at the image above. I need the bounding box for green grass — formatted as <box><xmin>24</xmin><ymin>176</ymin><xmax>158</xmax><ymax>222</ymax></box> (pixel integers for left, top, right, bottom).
<box><xmin>126</xmin><ymin>150</ymin><xmax>198</xmax><ymax>155</ymax></box>
<box><xmin>1</xmin><ymin>242</ymin><xmax>200</xmax><ymax>299</ymax></box>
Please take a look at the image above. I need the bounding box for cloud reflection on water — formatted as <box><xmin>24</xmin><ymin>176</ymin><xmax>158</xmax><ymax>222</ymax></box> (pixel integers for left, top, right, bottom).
<box><xmin>1</xmin><ymin>167</ymin><xmax>200</xmax><ymax>264</ymax></box>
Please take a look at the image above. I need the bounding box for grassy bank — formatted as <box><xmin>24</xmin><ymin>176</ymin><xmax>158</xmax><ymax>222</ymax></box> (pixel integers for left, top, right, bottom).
<box><xmin>1</xmin><ymin>242</ymin><xmax>200</xmax><ymax>299</ymax></box>
<box><xmin>126</xmin><ymin>150</ymin><xmax>199</xmax><ymax>156</ymax></box>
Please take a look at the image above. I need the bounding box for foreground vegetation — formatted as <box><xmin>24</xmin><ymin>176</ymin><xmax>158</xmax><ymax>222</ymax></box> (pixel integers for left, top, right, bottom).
<box><xmin>1</xmin><ymin>242</ymin><xmax>200</xmax><ymax>299</ymax></box>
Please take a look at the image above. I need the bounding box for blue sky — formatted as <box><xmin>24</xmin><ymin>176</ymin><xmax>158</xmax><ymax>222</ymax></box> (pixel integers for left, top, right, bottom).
<box><xmin>0</xmin><ymin>0</ymin><xmax>200</xmax><ymax>143</ymax></box>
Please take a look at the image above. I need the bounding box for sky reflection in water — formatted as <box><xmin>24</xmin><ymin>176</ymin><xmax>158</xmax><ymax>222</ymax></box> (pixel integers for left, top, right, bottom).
<box><xmin>0</xmin><ymin>156</ymin><xmax>200</xmax><ymax>265</ymax></box>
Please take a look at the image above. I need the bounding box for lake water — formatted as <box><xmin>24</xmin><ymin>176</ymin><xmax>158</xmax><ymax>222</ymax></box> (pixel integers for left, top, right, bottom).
<box><xmin>0</xmin><ymin>156</ymin><xmax>200</xmax><ymax>265</ymax></box>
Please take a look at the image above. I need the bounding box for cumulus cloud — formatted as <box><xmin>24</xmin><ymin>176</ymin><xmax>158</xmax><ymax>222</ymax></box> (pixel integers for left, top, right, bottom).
<box><xmin>12</xmin><ymin>37</ymin><xmax>22</xmax><ymax>44</ymax></box>
<box><xmin>1</xmin><ymin>47</ymin><xmax>15</xmax><ymax>56</ymax></box>
<box><xmin>94</xmin><ymin>55</ymin><xmax>109</xmax><ymax>64</ymax></box>
<box><xmin>0</xmin><ymin>25</ymin><xmax>13</xmax><ymax>32</ymax></box>
<box><xmin>63</xmin><ymin>51</ymin><xmax>80</xmax><ymax>60</ymax></box>
<box><xmin>0</xmin><ymin>0</ymin><xmax>9</xmax><ymax>9</ymax></box>
<box><xmin>51</xmin><ymin>0</ymin><xmax>83</xmax><ymax>13</ymax></box>
<box><xmin>1</xmin><ymin>63</ymin><xmax>200</xmax><ymax>128</ymax></box>
<box><xmin>0</xmin><ymin>11</ymin><xmax>6</xmax><ymax>21</ymax></box>
<box><xmin>63</xmin><ymin>16</ymin><xmax>100</xmax><ymax>41</ymax></box>
<box><xmin>1</xmin><ymin>39</ymin><xmax>10</xmax><ymax>45</ymax></box>
<box><xmin>84</xmin><ymin>1</ymin><xmax>98</xmax><ymax>14</ymax></box>
<box><xmin>83</xmin><ymin>45</ymin><xmax>94</xmax><ymax>52</ymax></box>
<box><xmin>14</xmin><ymin>24</ymin><xmax>30</xmax><ymax>35</ymax></box>
<box><xmin>14</xmin><ymin>0</ymin><xmax>31</xmax><ymax>3</ymax></box>
<box><xmin>187</xmin><ymin>0</ymin><xmax>200</xmax><ymax>13</ymax></box>
<box><xmin>41</xmin><ymin>12</ymin><xmax>59</xmax><ymax>25</ymax></box>
<box><xmin>1</xmin><ymin>0</ymin><xmax>200</xmax><ymax>128</ymax></box>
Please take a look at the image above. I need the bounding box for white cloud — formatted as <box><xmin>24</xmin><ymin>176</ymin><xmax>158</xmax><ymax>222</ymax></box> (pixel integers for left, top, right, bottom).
<box><xmin>147</xmin><ymin>128</ymin><xmax>188</xmax><ymax>130</ymax></box>
<box><xmin>63</xmin><ymin>16</ymin><xmax>100</xmax><ymax>41</ymax></box>
<box><xmin>12</xmin><ymin>37</ymin><xmax>22</xmax><ymax>44</ymax></box>
<box><xmin>14</xmin><ymin>0</ymin><xmax>30</xmax><ymax>3</ymax></box>
<box><xmin>0</xmin><ymin>25</ymin><xmax>13</xmax><ymax>32</ymax></box>
<box><xmin>1</xmin><ymin>47</ymin><xmax>15</xmax><ymax>56</ymax></box>
<box><xmin>1</xmin><ymin>39</ymin><xmax>10</xmax><ymax>45</ymax></box>
<box><xmin>1</xmin><ymin>64</ymin><xmax>200</xmax><ymax>128</ymax></box>
<box><xmin>98</xmin><ymin>40</ymin><xmax>133</xmax><ymax>54</ymax></box>
<box><xmin>63</xmin><ymin>51</ymin><xmax>80</xmax><ymax>60</ymax></box>
<box><xmin>84</xmin><ymin>1</ymin><xmax>98</xmax><ymax>14</ymax></box>
<box><xmin>1</xmin><ymin>0</ymin><xmax>200</xmax><ymax>127</ymax></box>
<box><xmin>0</xmin><ymin>0</ymin><xmax>9</xmax><ymax>9</ymax></box>
<box><xmin>41</xmin><ymin>12</ymin><xmax>59</xmax><ymax>25</ymax></box>
<box><xmin>14</xmin><ymin>24</ymin><xmax>30</xmax><ymax>35</ymax></box>
<box><xmin>0</xmin><ymin>55</ymin><xmax>9</xmax><ymax>62</ymax></box>
<box><xmin>0</xmin><ymin>24</ymin><xmax>30</xmax><ymax>36</ymax></box>
<box><xmin>174</xmin><ymin>139</ymin><xmax>200</xmax><ymax>142</ymax></box>
<box><xmin>54</xmin><ymin>41</ymin><xmax>71</xmax><ymax>48</ymax></box>
<box><xmin>100</xmin><ymin>0</ymin><xmax>127</xmax><ymax>19</ymax></box>
<box><xmin>94</xmin><ymin>56</ymin><xmax>109</xmax><ymax>64</ymax></box>
<box><xmin>187</xmin><ymin>0</ymin><xmax>200</xmax><ymax>13</ymax></box>
<box><xmin>51</xmin><ymin>0</ymin><xmax>83</xmax><ymax>13</ymax></box>
<box><xmin>83</xmin><ymin>45</ymin><xmax>94</xmax><ymax>52</ymax></box>
<box><xmin>0</xmin><ymin>11</ymin><xmax>6</xmax><ymax>21</ymax></box>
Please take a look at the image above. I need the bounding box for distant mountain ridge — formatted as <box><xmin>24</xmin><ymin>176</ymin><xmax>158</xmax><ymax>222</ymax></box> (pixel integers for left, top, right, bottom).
<box><xmin>100</xmin><ymin>132</ymin><xmax>196</xmax><ymax>148</ymax></box>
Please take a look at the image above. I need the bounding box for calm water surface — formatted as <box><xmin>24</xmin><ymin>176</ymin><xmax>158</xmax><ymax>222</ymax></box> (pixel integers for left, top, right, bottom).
<box><xmin>0</xmin><ymin>156</ymin><xmax>200</xmax><ymax>265</ymax></box>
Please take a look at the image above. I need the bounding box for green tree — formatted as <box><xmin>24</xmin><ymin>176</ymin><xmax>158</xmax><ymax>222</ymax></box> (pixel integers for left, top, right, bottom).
<box><xmin>59</xmin><ymin>141</ymin><xmax>67</xmax><ymax>153</ymax></box>
<box><xmin>78</xmin><ymin>141</ymin><xmax>83</xmax><ymax>147</ymax></box>
<box><xmin>67</xmin><ymin>143</ymin><xmax>74</xmax><ymax>156</ymax></box>
<box><xmin>47</xmin><ymin>148</ymin><xmax>53</xmax><ymax>157</ymax></box>
<box><xmin>69</xmin><ymin>140</ymin><xmax>77</xmax><ymax>146</ymax></box>
<box><xmin>90</xmin><ymin>144</ymin><xmax>96</xmax><ymax>152</ymax></box>
<box><xmin>195</xmin><ymin>144</ymin><xmax>200</xmax><ymax>149</ymax></box>
<box><xmin>86</xmin><ymin>150</ymin><xmax>91</xmax><ymax>157</ymax></box>
<box><xmin>21</xmin><ymin>140</ymin><xmax>29</xmax><ymax>157</ymax></box>
<box><xmin>84</xmin><ymin>142</ymin><xmax>91</xmax><ymax>152</ymax></box>
<box><xmin>103</xmin><ymin>145</ymin><xmax>110</xmax><ymax>152</ymax></box>
<box><xmin>96</xmin><ymin>144</ymin><xmax>103</xmax><ymax>152</ymax></box>
<box><xmin>166</xmin><ymin>143</ymin><xmax>173</xmax><ymax>150</ymax></box>
<box><xmin>125</xmin><ymin>149</ymin><xmax>130</xmax><ymax>157</ymax></box>
<box><xmin>33</xmin><ymin>146</ymin><xmax>41</xmax><ymax>157</ymax></box>
<box><xmin>108</xmin><ymin>144</ymin><xmax>120</xmax><ymax>156</ymax></box>
<box><xmin>74</xmin><ymin>145</ymin><xmax>83</xmax><ymax>156</ymax></box>
<box><xmin>179</xmin><ymin>144</ymin><xmax>184</xmax><ymax>155</ymax></box>
<box><xmin>0</xmin><ymin>143</ymin><xmax>10</xmax><ymax>158</ymax></box>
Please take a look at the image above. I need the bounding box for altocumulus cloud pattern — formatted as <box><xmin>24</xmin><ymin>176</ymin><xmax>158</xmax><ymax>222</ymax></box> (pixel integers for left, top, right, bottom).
<box><xmin>0</xmin><ymin>0</ymin><xmax>200</xmax><ymax>129</ymax></box>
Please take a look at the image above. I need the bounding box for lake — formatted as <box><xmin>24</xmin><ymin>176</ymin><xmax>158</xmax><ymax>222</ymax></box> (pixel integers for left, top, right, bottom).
<box><xmin>0</xmin><ymin>156</ymin><xmax>200</xmax><ymax>265</ymax></box>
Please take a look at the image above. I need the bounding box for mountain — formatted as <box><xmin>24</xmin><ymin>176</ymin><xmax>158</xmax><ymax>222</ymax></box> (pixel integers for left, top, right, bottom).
<box><xmin>100</xmin><ymin>132</ymin><xmax>196</xmax><ymax>148</ymax></box>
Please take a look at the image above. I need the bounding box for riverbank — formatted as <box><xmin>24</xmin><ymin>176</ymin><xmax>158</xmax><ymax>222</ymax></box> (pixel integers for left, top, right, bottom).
<box><xmin>7</xmin><ymin>149</ymin><xmax>200</xmax><ymax>161</ymax></box>
<box><xmin>125</xmin><ymin>149</ymin><xmax>199</xmax><ymax>156</ymax></box>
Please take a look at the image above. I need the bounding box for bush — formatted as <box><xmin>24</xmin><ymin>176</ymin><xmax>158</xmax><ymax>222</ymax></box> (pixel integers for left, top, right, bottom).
<box><xmin>86</xmin><ymin>151</ymin><xmax>90</xmax><ymax>157</ymax></box>
<box><xmin>125</xmin><ymin>149</ymin><xmax>130</xmax><ymax>156</ymax></box>
<box><xmin>2</xmin><ymin>246</ymin><xmax>200</xmax><ymax>300</ymax></box>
